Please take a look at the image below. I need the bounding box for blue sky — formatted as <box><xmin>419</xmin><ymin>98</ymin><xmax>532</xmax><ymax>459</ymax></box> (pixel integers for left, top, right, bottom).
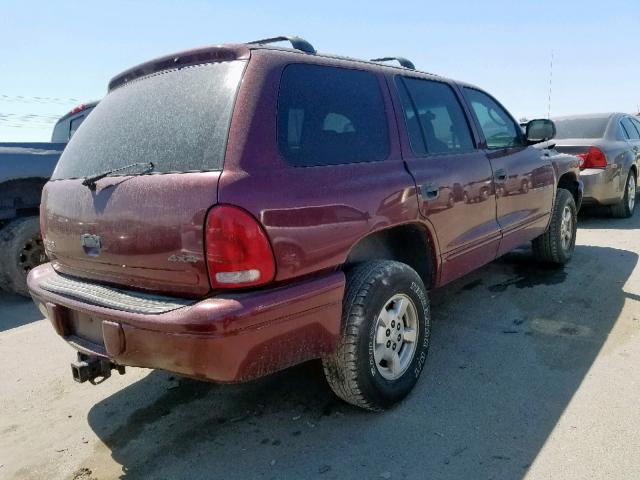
<box><xmin>1</xmin><ymin>0</ymin><xmax>639</xmax><ymax>142</ymax></box>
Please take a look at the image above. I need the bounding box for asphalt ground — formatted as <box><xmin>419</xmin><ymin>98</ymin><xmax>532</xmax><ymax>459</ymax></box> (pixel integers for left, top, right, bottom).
<box><xmin>1</xmin><ymin>207</ymin><xmax>639</xmax><ymax>479</ymax></box>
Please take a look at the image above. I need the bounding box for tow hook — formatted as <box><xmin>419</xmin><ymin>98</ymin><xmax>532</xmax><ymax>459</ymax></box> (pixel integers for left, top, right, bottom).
<box><xmin>70</xmin><ymin>353</ymin><xmax>125</xmax><ymax>385</ymax></box>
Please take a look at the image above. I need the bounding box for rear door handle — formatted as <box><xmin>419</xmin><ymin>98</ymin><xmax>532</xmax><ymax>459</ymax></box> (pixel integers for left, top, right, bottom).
<box><xmin>495</xmin><ymin>168</ymin><xmax>507</xmax><ymax>181</ymax></box>
<box><xmin>420</xmin><ymin>183</ymin><xmax>439</xmax><ymax>199</ymax></box>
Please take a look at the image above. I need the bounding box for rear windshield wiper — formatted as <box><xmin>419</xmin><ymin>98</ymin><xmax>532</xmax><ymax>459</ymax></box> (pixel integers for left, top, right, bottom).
<box><xmin>81</xmin><ymin>162</ymin><xmax>155</xmax><ymax>190</ymax></box>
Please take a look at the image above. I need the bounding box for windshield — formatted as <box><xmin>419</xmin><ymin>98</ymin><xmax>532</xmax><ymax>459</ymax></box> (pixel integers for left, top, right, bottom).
<box><xmin>52</xmin><ymin>61</ymin><xmax>245</xmax><ymax>179</ymax></box>
<box><xmin>553</xmin><ymin>116</ymin><xmax>609</xmax><ymax>139</ymax></box>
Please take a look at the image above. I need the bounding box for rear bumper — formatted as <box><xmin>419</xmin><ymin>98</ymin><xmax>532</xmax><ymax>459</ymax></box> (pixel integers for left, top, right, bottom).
<box><xmin>580</xmin><ymin>167</ymin><xmax>621</xmax><ymax>206</ymax></box>
<box><xmin>27</xmin><ymin>263</ymin><xmax>344</xmax><ymax>383</ymax></box>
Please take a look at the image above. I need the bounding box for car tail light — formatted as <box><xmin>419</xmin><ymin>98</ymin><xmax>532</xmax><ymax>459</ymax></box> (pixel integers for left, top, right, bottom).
<box><xmin>69</xmin><ymin>104</ymin><xmax>86</xmax><ymax>115</ymax></box>
<box><xmin>205</xmin><ymin>205</ymin><xmax>275</xmax><ymax>289</ymax></box>
<box><xmin>577</xmin><ymin>147</ymin><xmax>608</xmax><ymax>169</ymax></box>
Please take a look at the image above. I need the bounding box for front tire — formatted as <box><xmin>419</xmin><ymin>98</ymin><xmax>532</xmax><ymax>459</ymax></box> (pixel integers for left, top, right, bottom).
<box><xmin>532</xmin><ymin>188</ymin><xmax>577</xmax><ymax>265</ymax></box>
<box><xmin>322</xmin><ymin>260</ymin><xmax>431</xmax><ymax>411</ymax></box>
<box><xmin>611</xmin><ymin>170</ymin><xmax>636</xmax><ymax>218</ymax></box>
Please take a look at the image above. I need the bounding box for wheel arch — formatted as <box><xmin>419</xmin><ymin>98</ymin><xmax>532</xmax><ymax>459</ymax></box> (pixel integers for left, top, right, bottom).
<box><xmin>0</xmin><ymin>177</ymin><xmax>48</xmax><ymax>222</ymax></box>
<box><xmin>557</xmin><ymin>171</ymin><xmax>582</xmax><ymax>208</ymax></box>
<box><xmin>343</xmin><ymin>222</ymin><xmax>438</xmax><ymax>289</ymax></box>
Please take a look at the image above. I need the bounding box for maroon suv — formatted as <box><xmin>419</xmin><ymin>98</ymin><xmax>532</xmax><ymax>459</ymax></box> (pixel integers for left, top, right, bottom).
<box><xmin>28</xmin><ymin>36</ymin><xmax>583</xmax><ymax>410</ymax></box>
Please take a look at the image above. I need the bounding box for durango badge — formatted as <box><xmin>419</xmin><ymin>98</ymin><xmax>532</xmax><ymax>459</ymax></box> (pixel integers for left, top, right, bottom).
<box><xmin>80</xmin><ymin>233</ymin><xmax>101</xmax><ymax>257</ymax></box>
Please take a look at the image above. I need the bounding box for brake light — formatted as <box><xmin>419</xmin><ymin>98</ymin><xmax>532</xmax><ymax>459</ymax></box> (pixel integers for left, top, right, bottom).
<box><xmin>69</xmin><ymin>104</ymin><xmax>86</xmax><ymax>115</ymax></box>
<box><xmin>577</xmin><ymin>147</ymin><xmax>607</xmax><ymax>169</ymax></box>
<box><xmin>205</xmin><ymin>205</ymin><xmax>275</xmax><ymax>289</ymax></box>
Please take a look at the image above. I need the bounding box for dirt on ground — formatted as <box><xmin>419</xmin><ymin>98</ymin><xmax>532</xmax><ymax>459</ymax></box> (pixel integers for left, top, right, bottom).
<box><xmin>1</xmin><ymin>209</ymin><xmax>640</xmax><ymax>479</ymax></box>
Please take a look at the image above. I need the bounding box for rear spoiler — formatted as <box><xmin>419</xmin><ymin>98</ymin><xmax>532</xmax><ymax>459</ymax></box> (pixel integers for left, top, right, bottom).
<box><xmin>108</xmin><ymin>45</ymin><xmax>250</xmax><ymax>91</ymax></box>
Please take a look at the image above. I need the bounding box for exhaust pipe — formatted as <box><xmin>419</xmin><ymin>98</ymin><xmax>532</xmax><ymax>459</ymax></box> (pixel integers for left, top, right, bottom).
<box><xmin>71</xmin><ymin>353</ymin><xmax>125</xmax><ymax>384</ymax></box>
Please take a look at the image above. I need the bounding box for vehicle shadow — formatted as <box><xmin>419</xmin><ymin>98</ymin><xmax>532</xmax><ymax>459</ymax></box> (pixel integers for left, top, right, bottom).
<box><xmin>577</xmin><ymin>195</ymin><xmax>640</xmax><ymax>230</ymax></box>
<box><xmin>0</xmin><ymin>291</ymin><xmax>42</xmax><ymax>332</ymax></box>
<box><xmin>87</xmin><ymin>244</ymin><xmax>636</xmax><ymax>480</ymax></box>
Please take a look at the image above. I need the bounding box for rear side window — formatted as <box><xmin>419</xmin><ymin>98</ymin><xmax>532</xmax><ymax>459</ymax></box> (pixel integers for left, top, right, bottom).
<box><xmin>621</xmin><ymin>117</ymin><xmax>640</xmax><ymax>140</ymax></box>
<box><xmin>396</xmin><ymin>77</ymin><xmax>474</xmax><ymax>155</ymax></box>
<box><xmin>553</xmin><ymin>117</ymin><xmax>609</xmax><ymax>139</ymax></box>
<box><xmin>277</xmin><ymin>64</ymin><xmax>389</xmax><ymax>166</ymax></box>
<box><xmin>463</xmin><ymin>88</ymin><xmax>523</xmax><ymax>149</ymax></box>
<box><xmin>52</xmin><ymin>61</ymin><xmax>245</xmax><ymax>179</ymax></box>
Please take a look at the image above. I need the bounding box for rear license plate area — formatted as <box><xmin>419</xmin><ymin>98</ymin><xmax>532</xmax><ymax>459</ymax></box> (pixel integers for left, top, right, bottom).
<box><xmin>68</xmin><ymin>311</ymin><xmax>105</xmax><ymax>346</ymax></box>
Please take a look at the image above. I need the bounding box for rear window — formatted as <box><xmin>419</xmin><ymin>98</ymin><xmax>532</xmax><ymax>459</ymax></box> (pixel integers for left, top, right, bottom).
<box><xmin>52</xmin><ymin>61</ymin><xmax>245</xmax><ymax>179</ymax></box>
<box><xmin>277</xmin><ymin>64</ymin><xmax>389</xmax><ymax>166</ymax></box>
<box><xmin>68</xmin><ymin>116</ymin><xmax>85</xmax><ymax>139</ymax></box>
<box><xmin>621</xmin><ymin>117</ymin><xmax>640</xmax><ymax>140</ymax></box>
<box><xmin>553</xmin><ymin>117</ymin><xmax>609</xmax><ymax>139</ymax></box>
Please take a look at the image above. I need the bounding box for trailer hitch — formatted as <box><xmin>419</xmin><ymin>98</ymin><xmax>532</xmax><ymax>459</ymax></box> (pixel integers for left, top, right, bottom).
<box><xmin>70</xmin><ymin>353</ymin><xmax>125</xmax><ymax>385</ymax></box>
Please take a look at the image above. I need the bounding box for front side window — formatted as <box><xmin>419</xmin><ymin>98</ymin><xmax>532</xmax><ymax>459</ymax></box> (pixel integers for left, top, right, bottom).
<box><xmin>463</xmin><ymin>88</ymin><xmax>523</xmax><ymax>149</ymax></box>
<box><xmin>396</xmin><ymin>77</ymin><xmax>474</xmax><ymax>155</ymax></box>
<box><xmin>277</xmin><ymin>64</ymin><xmax>389</xmax><ymax>166</ymax></box>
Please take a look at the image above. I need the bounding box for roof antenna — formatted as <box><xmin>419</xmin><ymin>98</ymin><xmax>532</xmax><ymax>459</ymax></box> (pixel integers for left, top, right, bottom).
<box><xmin>547</xmin><ymin>50</ymin><xmax>554</xmax><ymax>119</ymax></box>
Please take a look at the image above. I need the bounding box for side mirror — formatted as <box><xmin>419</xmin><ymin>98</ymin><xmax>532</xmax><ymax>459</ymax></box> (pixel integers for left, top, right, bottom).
<box><xmin>526</xmin><ymin>119</ymin><xmax>556</xmax><ymax>144</ymax></box>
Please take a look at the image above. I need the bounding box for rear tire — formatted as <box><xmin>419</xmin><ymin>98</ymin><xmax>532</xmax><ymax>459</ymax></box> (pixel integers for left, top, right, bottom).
<box><xmin>0</xmin><ymin>217</ymin><xmax>45</xmax><ymax>297</ymax></box>
<box><xmin>532</xmin><ymin>188</ymin><xmax>577</xmax><ymax>265</ymax></box>
<box><xmin>611</xmin><ymin>170</ymin><xmax>636</xmax><ymax>218</ymax></box>
<box><xmin>322</xmin><ymin>260</ymin><xmax>431</xmax><ymax>411</ymax></box>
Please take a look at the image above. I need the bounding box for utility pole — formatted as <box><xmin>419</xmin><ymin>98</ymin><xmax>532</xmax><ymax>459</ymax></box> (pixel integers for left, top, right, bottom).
<box><xmin>547</xmin><ymin>51</ymin><xmax>554</xmax><ymax>119</ymax></box>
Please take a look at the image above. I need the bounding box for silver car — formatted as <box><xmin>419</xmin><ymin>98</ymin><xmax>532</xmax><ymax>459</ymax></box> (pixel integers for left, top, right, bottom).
<box><xmin>552</xmin><ymin>113</ymin><xmax>640</xmax><ymax>217</ymax></box>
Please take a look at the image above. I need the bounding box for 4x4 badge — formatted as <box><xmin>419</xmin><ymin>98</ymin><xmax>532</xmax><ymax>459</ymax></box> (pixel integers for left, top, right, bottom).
<box><xmin>80</xmin><ymin>233</ymin><xmax>101</xmax><ymax>256</ymax></box>
<box><xmin>168</xmin><ymin>254</ymin><xmax>198</xmax><ymax>264</ymax></box>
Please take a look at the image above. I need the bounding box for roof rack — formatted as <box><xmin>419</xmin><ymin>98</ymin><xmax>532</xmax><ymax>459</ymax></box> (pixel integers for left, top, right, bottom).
<box><xmin>370</xmin><ymin>56</ymin><xmax>415</xmax><ymax>70</ymax></box>
<box><xmin>247</xmin><ymin>36</ymin><xmax>316</xmax><ymax>54</ymax></box>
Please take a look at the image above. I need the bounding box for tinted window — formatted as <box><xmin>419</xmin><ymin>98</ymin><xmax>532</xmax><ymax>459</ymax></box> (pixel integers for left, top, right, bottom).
<box><xmin>621</xmin><ymin>117</ymin><xmax>640</xmax><ymax>140</ymax></box>
<box><xmin>619</xmin><ymin>123</ymin><xmax>631</xmax><ymax>140</ymax></box>
<box><xmin>53</xmin><ymin>61</ymin><xmax>245</xmax><ymax>179</ymax></box>
<box><xmin>632</xmin><ymin>118</ymin><xmax>640</xmax><ymax>137</ymax></box>
<box><xmin>553</xmin><ymin>117</ymin><xmax>609</xmax><ymax>139</ymax></box>
<box><xmin>396</xmin><ymin>77</ymin><xmax>474</xmax><ymax>155</ymax></box>
<box><xmin>277</xmin><ymin>64</ymin><xmax>389</xmax><ymax>166</ymax></box>
<box><xmin>464</xmin><ymin>88</ymin><xmax>522</xmax><ymax>149</ymax></box>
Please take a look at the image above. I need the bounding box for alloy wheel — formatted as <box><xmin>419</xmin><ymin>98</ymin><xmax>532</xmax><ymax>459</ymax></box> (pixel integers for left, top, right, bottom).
<box><xmin>628</xmin><ymin>174</ymin><xmax>636</xmax><ymax>212</ymax></box>
<box><xmin>560</xmin><ymin>205</ymin><xmax>573</xmax><ymax>251</ymax></box>
<box><xmin>373</xmin><ymin>294</ymin><xmax>419</xmax><ymax>381</ymax></box>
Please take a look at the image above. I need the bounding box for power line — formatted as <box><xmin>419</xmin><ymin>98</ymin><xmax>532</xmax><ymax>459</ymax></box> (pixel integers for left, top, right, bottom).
<box><xmin>0</xmin><ymin>94</ymin><xmax>81</xmax><ymax>105</ymax></box>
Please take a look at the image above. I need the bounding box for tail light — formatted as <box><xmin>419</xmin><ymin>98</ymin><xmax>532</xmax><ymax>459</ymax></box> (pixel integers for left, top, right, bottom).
<box><xmin>205</xmin><ymin>205</ymin><xmax>275</xmax><ymax>289</ymax></box>
<box><xmin>577</xmin><ymin>147</ymin><xmax>607</xmax><ymax>169</ymax></box>
<box><xmin>69</xmin><ymin>104</ymin><xmax>87</xmax><ymax>115</ymax></box>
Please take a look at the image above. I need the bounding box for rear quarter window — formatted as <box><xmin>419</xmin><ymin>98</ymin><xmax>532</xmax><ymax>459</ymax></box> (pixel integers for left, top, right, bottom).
<box><xmin>277</xmin><ymin>64</ymin><xmax>389</xmax><ymax>166</ymax></box>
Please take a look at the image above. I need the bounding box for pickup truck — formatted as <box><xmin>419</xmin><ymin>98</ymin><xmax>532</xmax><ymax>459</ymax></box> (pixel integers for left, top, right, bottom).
<box><xmin>27</xmin><ymin>37</ymin><xmax>583</xmax><ymax>410</ymax></box>
<box><xmin>0</xmin><ymin>102</ymin><xmax>96</xmax><ymax>296</ymax></box>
